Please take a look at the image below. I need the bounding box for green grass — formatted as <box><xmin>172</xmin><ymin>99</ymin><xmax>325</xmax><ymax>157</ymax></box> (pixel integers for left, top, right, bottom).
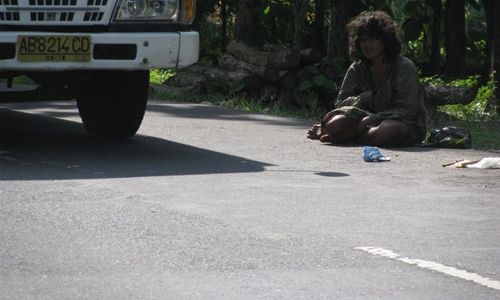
<box><xmin>149</xmin><ymin>69</ymin><xmax>176</xmax><ymax>85</ymax></box>
<box><xmin>435</xmin><ymin>119</ymin><xmax>500</xmax><ymax>152</ymax></box>
<box><xmin>151</xmin><ymin>84</ymin><xmax>500</xmax><ymax>151</ymax></box>
<box><xmin>150</xmin><ymin>86</ymin><xmax>203</xmax><ymax>103</ymax></box>
<box><xmin>422</xmin><ymin>74</ymin><xmax>499</xmax><ymax>151</ymax></box>
<box><xmin>8</xmin><ymin>75</ymin><xmax>36</xmax><ymax>85</ymax></box>
<box><xmin>149</xmin><ymin>85</ymin><xmax>317</xmax><ymax>120</ymax></box>
<box><xmin>150</xmin><ymin>70</ymin><xmax>500</xmax><ymax>151</ymax></box>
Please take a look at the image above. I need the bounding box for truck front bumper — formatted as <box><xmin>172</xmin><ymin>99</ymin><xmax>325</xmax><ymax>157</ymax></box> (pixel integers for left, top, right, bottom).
<box><xmin>0</xmin><ymin>31</ymin><xmax>198</xmax><ymax>71</ymax></box>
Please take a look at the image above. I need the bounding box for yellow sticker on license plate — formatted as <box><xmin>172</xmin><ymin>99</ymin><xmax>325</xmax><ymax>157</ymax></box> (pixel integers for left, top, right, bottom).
<box><xmin>17</xmin><ymin>35</ymin><xmax>91</xmax><ymax>62</ymax></box>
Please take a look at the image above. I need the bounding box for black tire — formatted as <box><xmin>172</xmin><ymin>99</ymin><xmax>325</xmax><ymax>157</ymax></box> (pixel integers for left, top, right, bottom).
<box><xmin>76</xmin><ymin>70</ymin><xmax>149</xmax><ymax>139</ymax></box>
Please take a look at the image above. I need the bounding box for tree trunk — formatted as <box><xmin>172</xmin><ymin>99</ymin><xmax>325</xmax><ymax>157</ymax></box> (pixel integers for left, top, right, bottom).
<box><xmin>218</xmin><ymin>54</ymin><xmax>266</xmax><ymax>77</ymax></box>
<box><xmin>194</xmin><ymin>0</ymin><xmax>215</xmax><ymax>30</ymax></box>
<box><xmin>234</xmin><ymin>0</ymin><xmax>262</xmax><ymax>46</ymax></box>
<box><xmin>205</xmin><ymin>67</ymin><xmax>250</xmax><ymax>82</ymax></box>
<box><xmin>429</xmin><ymin>0</ymin><xmax>442</xmax><ymax>73</ymax></box>
<box><xmin>313</xmin><ymin>0</ymin><xmax>325</xmax><ymax>55</ymax></box>
<box><xmin>268</xmin><ymin>49</ymin><xmax>301</xmax><ymax>70</ymax></box>
<box><xmin>242</xmin><ymin>76</ymin><xmax>265</xmax><ymax>91</ymax></box>
<box><xmin>299</xmin><ymin>48</ymin><xmax>322</xmax><ymax>65</ymax></box>
<box><xmin>226</xmin><ymin>40</ymin><xmax>268</xmax><ymax>67</ymax></box>
<box><xmin>220</xmin><ymin>0</ymin><xmax>228</xmax><ymax>51</ymax></box>
<box><xmin>217</xmin><ymin>53</ymin><xmax>279</xmax><ymax>83</ymax></box>
<box><xmin>327</xmin><ymin>0</ymin><xmax>362</xmax><ymax>68</ymax></box>
<box><xmin>168</xmin><ymin>71</ymin><xmax>205</xmax><ymax>88</ymax></box>
<box><xmin>444</xmin><ymin>0</ymin><xmax>466</xmax><ymax>77</ymax></box>
<box><xmin>494</xmin><ymin>0</ymin><xmax>500</xmax><ymax>113</ymax></box>
<box><xmin>227</xmin><ymin>39</ymin><xmax>301</xmax><ymax>70</ymax></box>
<box><xmin>482</xmin><ymin>0</ymin><xmax>495</xmax><ymax>74</ymax></box>
<box><xmin>423</xmin><ymin>84</ymin><xmax>478</xmax><ymax>106</ymax></box>
<box><xmin>481</xmin><ymin>0</ymin><xmax>499</xmax><ymax>114</ymax></box>
<box><xmin>294</xmin><ymin>0</ymin><xmax>309</xmax><ymax>49</ymax></box>
<box><xmin>278</xmin><ymin>71</ymin><xmax>298</xmax><ymax>90</ymax></box>
<box><xmin>264</xmin><ymin>67</ymin><xmax>280</xmax><ymax>83</ymax></box>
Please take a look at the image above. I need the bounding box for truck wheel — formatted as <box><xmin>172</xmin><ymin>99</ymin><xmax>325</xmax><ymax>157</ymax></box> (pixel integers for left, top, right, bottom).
<box><xmin>76</xmin><ymin>71</ymin><xmax>149</xmax><ymax>139</ymax></box>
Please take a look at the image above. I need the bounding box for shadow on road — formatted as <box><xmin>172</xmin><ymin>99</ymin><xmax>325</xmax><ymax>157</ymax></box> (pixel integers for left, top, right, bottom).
<box><xmin>147</xmin><ymin>102</ymin><xmax>312</xmax><ymax>128</ymax></box>
<box><xmin>3</xmin><ymin>99</ymin><xmax>313</xmax><ymax>128</ymax></box>
<box><xmin>0</xmin><ymin>109</ymin><xmax>272</xmax><ymax>181</ymax></box>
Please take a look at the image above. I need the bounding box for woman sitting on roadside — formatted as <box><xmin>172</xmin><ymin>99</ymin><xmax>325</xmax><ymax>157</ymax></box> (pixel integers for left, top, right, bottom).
<box><xmin>307</xmin><ymin>11</ymin><xmax>426</xmax><ymax>147</ymax></box>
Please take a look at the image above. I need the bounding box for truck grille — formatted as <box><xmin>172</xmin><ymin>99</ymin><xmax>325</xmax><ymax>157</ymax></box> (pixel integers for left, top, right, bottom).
<box><xmin>0</xmin><ymin>0</ymin><xmax>114</xmax><ymax>25</ymax></box>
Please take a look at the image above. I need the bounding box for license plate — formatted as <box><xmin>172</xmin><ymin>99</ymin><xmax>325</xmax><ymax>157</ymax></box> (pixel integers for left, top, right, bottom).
<box><xmin>17</xmin><ymin>35</ymin><xmax>91</xmax><ymax>62</ymax></box>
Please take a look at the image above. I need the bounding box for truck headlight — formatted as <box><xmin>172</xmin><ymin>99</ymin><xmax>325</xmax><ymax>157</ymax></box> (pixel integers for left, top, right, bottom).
<box><xmin>115</xmin><ymin>0</ymin><xmax>178</xmax><ymax>21</ymax></box>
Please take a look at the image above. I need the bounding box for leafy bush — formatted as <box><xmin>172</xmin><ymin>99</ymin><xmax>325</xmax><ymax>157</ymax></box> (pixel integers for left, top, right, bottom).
<box><xmin>421</xmin><ymin>74</ymin><xmax>497</xmax><ymax>121</ymax></box>
<box><xmin>150</xmin><ymin>69</ymin><xmax>175</xmax><ymax>85</ymax></box>
<box><xmin>296</xmin><ymin>65</ymin><xmax>337</xmax><ymax>113</ymax></box>
<box><xmin>197</xmin><ymin>16</ymin><xmax>225</xmax><ymax>63</ymax></box>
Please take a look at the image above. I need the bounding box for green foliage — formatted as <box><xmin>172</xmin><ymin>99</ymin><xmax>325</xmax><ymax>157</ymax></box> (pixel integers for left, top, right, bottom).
<box><xmin>220</xmin><ymin>96</ymin><xmax>269</xmax><ymax>113</ymax></box>
<box><xmin>263</xmin><ymin>6</ymin><xmax>271</xmax><ymax>15</ymax></box>
<box><xmin>393</xmin><ymin>0</ymin><xmax>489</xmax><ymax>73</ymax></box>
<box><xmin>400</xmin><ymin>1</ymin><xmax>429</xmax><ymax>40</ymax></box>
<box><xmin>11</xmin><ymin>75</ymin><xmax>36</xmax><ymax>85</ymax></box>
<box><xmin>193</xmin><ymin>0</ymin><xmax>493</xmax><ymax>82</ymax></box>
<box><xmin>259</xmin><ymin>0</ymin><xmax>295</xmax><ymax>44</ymax></box>
<box><xmin>420</xmin><ymin>74</ymin><xmax>480</xmax><ymax>87</ymax></box>
<box><xmin>229</xmin><ymin>80</ymin><xmax>246</xmax><ymax>94</ymax></box>
<box><xmin>185</xmin><ymin>1</ymin><xmax>498</xmax><ymax>148</ymax></box>
<box><xmin>150</xmin><ymin>69</ymin><xmax>175</xmax><ymax>85</ymax></box>
<box><xmin>362</xmin><ymin>0</ymin><xmax>392</xmax><ymax>12</ymax></box>
<box><xmin>304</xmin><ymin>65</ymin><xmax>320</xmax><ymax>75</ymax></box>
<box><xmin>295</xmin><ymin>64</ymin><xmax>337</xmax><ymax>113</ymax></box>
<box><xmin>467</xmin><ymin>39</ymin><xmax>487</xmax><ymax>67</ymax></box>
<box><xmin>422</xmin><ymin>74</ymin><xmax>498</xmax><ymax>121</ymax></box>
<box><xmin>312</xmin><ymin>74</ymin><xmax>336</xmax><ymax>89</ymax></box>
<box><xmin>461</xmin><ymin>120</ymin><xmax>500</xmax><ymax>151</ymax></box>
<box><xmin>299</xmin><ymin>80</ymin><xmax>314</xmax><ymax>91</ymax></box>
<box><xmin>198</xmin><ymin>16</ymin><xmax>225</xmax><ymax>61</ymax></box>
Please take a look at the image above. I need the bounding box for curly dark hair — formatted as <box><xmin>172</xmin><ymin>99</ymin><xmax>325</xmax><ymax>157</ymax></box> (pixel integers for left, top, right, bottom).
<box><xmin>346</xmin><ymin>11</ymin><xmax>402</xmax><ymax>64</ymax></box>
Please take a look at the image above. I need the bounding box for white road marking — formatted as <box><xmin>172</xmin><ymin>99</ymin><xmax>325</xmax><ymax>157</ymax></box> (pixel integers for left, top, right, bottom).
<box><xmin>355</xmin><ymin>246</ymin><xmax>500</xmax><ymax>291</ymax></box>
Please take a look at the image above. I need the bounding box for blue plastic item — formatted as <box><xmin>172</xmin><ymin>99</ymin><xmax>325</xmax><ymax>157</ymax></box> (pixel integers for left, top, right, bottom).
<box><xmin>363</xmin><ymin>146</ymin><xmax>391</xmax><ymax>162</ymax></box>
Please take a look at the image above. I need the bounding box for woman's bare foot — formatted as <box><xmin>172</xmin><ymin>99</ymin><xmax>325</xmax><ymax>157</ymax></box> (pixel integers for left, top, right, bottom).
<box><xmin>307</xmin><ymin>124</ymin><xmax>322</xmax><ymax>140</ymax></box>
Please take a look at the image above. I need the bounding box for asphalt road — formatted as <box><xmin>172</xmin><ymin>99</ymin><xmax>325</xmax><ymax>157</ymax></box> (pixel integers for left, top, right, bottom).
<box><xmin>1</xmin><ymin>100</ymin><xmax>499</xmax><ymax>299</ymax></box>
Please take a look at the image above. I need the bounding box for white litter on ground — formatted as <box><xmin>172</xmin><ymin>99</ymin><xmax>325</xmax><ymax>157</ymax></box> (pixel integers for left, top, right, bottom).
<box><xmin>466</xmin><ymin>157</ymin><xmax>500</xmax><ymax>169</ymax></box>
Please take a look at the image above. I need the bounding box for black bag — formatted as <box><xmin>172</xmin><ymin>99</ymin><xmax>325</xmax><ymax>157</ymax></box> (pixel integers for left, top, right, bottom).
<box><xmin>422</xmin><ymin>126</ymin><xmax>472</xmax><ymax>149</ymax></box>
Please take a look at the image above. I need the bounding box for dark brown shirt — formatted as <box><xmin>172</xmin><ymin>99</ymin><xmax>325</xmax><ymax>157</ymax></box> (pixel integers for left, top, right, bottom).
<box><xmin>336</xmin><ymin>55</ymin><xmax>427</xmax><ymax>141</ymax></box>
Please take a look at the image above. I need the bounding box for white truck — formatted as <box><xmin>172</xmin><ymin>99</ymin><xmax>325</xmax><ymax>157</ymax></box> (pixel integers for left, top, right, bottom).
<box><xmin>0</xmin><ymin>0</ymin><xmax>199</xmax><ymax>138</ymax></box>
